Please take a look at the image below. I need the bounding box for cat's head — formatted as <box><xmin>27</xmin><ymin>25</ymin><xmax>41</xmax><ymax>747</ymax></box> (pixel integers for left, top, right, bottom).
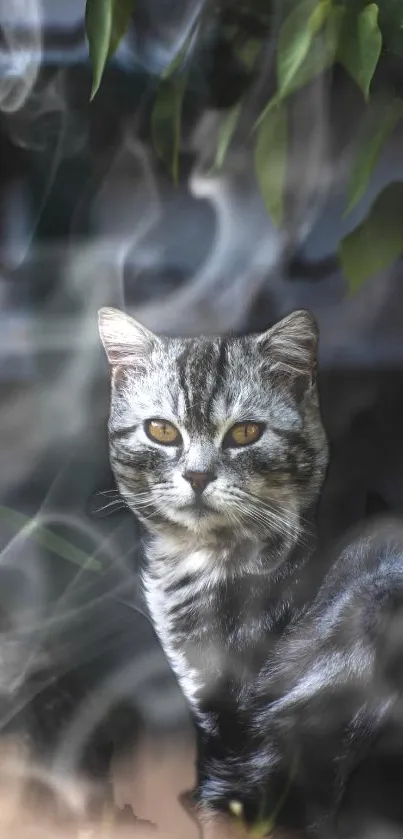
<box><xmin>98</xmin><ymin>308</ymin><xmax>328</xmax><ymax>547</ymax></box>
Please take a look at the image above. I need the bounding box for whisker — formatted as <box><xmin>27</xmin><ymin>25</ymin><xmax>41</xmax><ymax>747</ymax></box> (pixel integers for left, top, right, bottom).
<box><xmin>95</xmin><ymin>500</ymin><xmax>126</xmax><ymax>514</ymax></box>
<box><xmin>228</xmin><ymin>487</ymin><xmax>309</xmax><ymax>545</ymax></box>
<box><xmin>97</xmin><ymin>489</ymin><xmax>120</xmax><ymax>498</ymax></box>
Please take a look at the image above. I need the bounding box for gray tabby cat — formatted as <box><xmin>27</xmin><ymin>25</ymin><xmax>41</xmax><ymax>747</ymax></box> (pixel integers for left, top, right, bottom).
<box><xmin>99</xmin><ymin>308</ymin><xmax>403</xmax><ymax>835</ymax></box>
<box><xmin>98</xmin><ymin>307</ymin><xmax>327</xmax><ymax>728</ymax></box>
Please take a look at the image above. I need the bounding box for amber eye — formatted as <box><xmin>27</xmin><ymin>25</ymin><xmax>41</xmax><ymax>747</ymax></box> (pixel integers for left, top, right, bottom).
<box><xmin>223</xmin><ymin>422</ymin><xmax>264</xmax><ymax>449</ymax></box>
<box><xmin>145</xmin><ymin>419</ymin><xmax>181</xmax><ymax>446</ymax></box>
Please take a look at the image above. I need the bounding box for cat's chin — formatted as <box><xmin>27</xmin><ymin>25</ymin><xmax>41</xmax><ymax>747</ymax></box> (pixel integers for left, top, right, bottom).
<box><xmin>163</xmin><ymin>505</ymin><xmax>229</xmax><ymax>535</ymax></box>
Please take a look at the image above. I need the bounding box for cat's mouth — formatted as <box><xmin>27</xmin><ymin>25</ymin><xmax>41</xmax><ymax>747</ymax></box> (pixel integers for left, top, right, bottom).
<box><xmin>154</xmin><ymin>492</ymin><xmax>228</xmax><ymax>531</ymax></box>
<box><xmin>182</xmin><ymin>497</ymin><xmax>212</xmax><ymax>515</ymax></box>
<box><xmin>171</xmin><ymin>496</ymin><xmax>226</xmax><ymax>528</ymax></box>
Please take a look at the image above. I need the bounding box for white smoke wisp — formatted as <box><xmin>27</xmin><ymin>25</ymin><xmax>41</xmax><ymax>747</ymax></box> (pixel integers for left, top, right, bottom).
<box><xmin>129</xmin><ymin>0</ymin><xmax>204</xmax><ymax>77</ymax></box>
<box><xmin>51</xmin><ymin>653</ymin><xmax>186</xmax><ymax>778</ymax></box>
<box><xmin>1</xmin><ymin>69</ymin><xmax>88</xmax><ymax>273</ymax></box>
<box><xmin>28</xmin><ymin>140</ymin><xmax>162</xmax><ymax>462</ymax></box>
<box><xmin>124</xmin><ymin>69</ymin><xmax>329</xmax><ymax>337</ymax></box>
<box><xmin>114</xmin><ymin>23</ymin><xmax>338</xmax><ymax>337</ymax></box>
<box><xmin>0</xmin><ymin>0</ymin><xmax>42</xmax><ymax>114</ymax></box>
<box><xmin>9</xmin><ymin>68</ymin><xmax>87</xmax><ymax>157</ymax></box>
<box><xmin>132</xmin><ymin>158</ymin><xmax>285</xmax><ymax>336</ymax></box>
<box><xmin>0</xmin><ymin>141</ymin><xmax>160</xmax><ymax>497</ymax></box>
<box><xmin>86</xmin><ymin>109</ymin><xmax>285</xmax><ymax>337</ymax></box>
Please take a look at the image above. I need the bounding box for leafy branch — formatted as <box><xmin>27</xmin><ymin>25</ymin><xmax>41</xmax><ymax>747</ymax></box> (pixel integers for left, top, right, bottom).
<box><xmin>84</xmin><ymin>0</ymin><xmax>403</xmax><ymax>294</ymax></box>
<box><xmin>85</xmin><ymin>0</ymin><xmax>137</xmax><ymax>99</ymax></box>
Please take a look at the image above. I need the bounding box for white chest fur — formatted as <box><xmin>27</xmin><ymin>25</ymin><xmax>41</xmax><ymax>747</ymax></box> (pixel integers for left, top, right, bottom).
<box><xmin>142</xmin><ymin>567</ymin><xmax>202</xmax><ymax>708</ymax></box>
<box><xmin>142</xmin><ymin>538</ymin><xmax>231</xmax><ymax>726</ymax></box>
<box><xmin>142</xmin><ymin>531</ymin><xmax>272</xmax><ymax>732</ymax></box>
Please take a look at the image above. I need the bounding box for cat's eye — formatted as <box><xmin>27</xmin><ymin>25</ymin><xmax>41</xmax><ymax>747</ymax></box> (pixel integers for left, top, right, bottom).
<box><xmin>145</xmin><ymin>419</ymin><xmax>181</xmax><ymax>446</ymax></box>
<box><xmin>223</xmin><ymin>422</ymin><xmax>264</xmax><ymax>448</ymax></box>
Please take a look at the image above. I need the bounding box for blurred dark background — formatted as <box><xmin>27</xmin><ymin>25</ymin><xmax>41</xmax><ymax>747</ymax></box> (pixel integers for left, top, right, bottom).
<box><xmin>1</xmin><ymin>0</ymin><xmax>403</xmax><ymax>816</ymax></box>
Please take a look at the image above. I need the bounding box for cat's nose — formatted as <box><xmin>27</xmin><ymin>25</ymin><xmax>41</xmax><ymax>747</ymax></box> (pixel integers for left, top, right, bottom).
<box><xmin>183</xmin><ymin>470</ymin><xmax>217</xmax><ymax>494</ymax></box>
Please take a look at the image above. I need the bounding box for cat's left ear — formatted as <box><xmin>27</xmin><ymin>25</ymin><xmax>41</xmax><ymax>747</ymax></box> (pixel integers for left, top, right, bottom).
<box><xmin>256</xmin><ymin>309</ymin><xmax>318</xmax><ymax>390</ymax></box>
<box><xmin>98</xmin><ymin>307</ymin><xmax>157</xmax><ymax>371</ymax></box>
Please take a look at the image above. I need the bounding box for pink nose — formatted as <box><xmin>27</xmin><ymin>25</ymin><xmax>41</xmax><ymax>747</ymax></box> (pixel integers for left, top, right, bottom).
<box><xmin>183</xmin><ymin>471</ymin><xmax>217</xmax><ymax>494</ymax></box>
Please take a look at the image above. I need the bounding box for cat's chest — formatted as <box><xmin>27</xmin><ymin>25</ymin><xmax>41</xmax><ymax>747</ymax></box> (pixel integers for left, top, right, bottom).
<box><xmin>143</xmin><ymin>545</ymin><xmax>292</xmax><ymax>713</ymax></box>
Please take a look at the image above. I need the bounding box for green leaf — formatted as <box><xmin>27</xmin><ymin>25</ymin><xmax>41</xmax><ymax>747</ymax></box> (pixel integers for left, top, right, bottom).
<box><xmin>346</xmin><ymin>98</ymin><xmax>403</xmax><ymax>215</ymax></box>
<box><xmin>337</xmin><ymin>3</ymin><xmax>382</xmax><ymax>101</ymax></box>
<box><xmin>309</xmin><ymin>0</ymin><xmax>332</xmax><ymax>34</ymax></box>
<box><xmin>0</xmin><ymin>506</ymin><xmax>102</xmax><ymax>572</ymax></box>
<box><xmin>86</xmin><ymin>0</ymin><xmax>136</xmax><ymax>100</ymax></box>
<box><xmin>358</xmin><ymin>4</ymin><xmax>383</xmax><ymax>98</ymax></box>
<box><xmin>151</xmin><ymin>79</ymin><xmax>185</xmax><ymax>184</ymax></box>
<box><xmin>339</xmin><ymin>182</ymin><xmax>403</xmax><ymax>293</ymax></box>
<box><xmin>255</xmin><ymin>4</ymin><xmax>343</xmax><ymax>131</ymax></box>
<box><xmin>277</xmin><ymin>0</ymin><xmax>334</xmax><ymax>98</ymax></box>
<box><xmin>277</xmin><ymin>0</ymin><xmax>317</xmax><ymax>97</ymax></box>
<box><xmin>254</xmin><ymin>103</ymin><xmax>288</xmax><ymax>228</ymax></box>
<box><xmin>151</xmin><ymin>25</ymin><xmax>198</xmax><ymax>182</ymax></box>
<box><xmin>289</xmin><ymin>4</ymin><xmax>344</xmax><ymax>92</ymax></box>
<box><xmin>214</xmin><ymin>101</ymin><xmax>242</xmax><ymax>171</ymax></box>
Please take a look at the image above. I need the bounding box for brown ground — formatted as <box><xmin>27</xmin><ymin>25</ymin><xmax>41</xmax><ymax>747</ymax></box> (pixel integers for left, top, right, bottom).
<box><xmin>0</xmin><ymin>735</ymin><xmax>260</xmax><ymax>839</ymax></box>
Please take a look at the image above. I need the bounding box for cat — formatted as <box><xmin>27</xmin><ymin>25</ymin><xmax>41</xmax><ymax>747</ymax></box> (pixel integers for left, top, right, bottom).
<box><xmin>98</xmin><ymin>307</ymin><xmax>329</xmax><ymax>810</ymax></box>
<box><xmin>99</xmin><ymin>307</ymin><xmax>403</xmax><ymax>837</ymax></box>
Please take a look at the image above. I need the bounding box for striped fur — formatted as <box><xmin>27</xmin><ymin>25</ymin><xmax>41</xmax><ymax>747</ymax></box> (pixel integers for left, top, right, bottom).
<box><xmin>98</xmin><ymin>307</ymin><xmax>328</xmax><ymax>724</ymax></box>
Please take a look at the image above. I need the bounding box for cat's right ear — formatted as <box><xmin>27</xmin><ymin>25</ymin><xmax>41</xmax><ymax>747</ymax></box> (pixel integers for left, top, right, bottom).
<box><xmin>98</xmin><ymin>307</ymin><xmax>156</xmax><ymax>370</ymax></box>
